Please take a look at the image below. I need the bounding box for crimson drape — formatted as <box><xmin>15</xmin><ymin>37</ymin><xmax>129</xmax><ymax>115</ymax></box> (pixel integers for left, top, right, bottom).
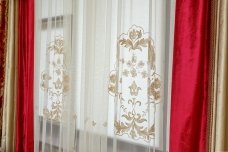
<box><xmin>170</xmin><ymin>0</ymin><xmax>211</xmax><ymax>152</ymax></box>
<box><xmin>16</xmin><ymin>0</ymin><xmax>34</xmax><ymax>151</ymax></box>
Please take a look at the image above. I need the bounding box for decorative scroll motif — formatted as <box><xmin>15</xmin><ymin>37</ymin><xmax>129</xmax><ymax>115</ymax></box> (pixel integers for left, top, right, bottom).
<box><xmin>41</xmin><ymin>36</ymin><xmax>70</xmax><ymax>121</ymax></box>
<box><xmin>108</xmin><ymin>25</ymin><xmax>161</xmax><ymax>141</ymax></box>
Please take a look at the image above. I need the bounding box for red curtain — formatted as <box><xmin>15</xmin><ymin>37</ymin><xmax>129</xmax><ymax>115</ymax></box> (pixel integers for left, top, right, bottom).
<box><xmin>170</xmin><ymin>0</ymin><xmax>211</xmax><ymax>152</ymax></box>
<box><xmin>16</xmin><ymin>0</ymin><xmax>34</xmax><ymax>151</ymax></box>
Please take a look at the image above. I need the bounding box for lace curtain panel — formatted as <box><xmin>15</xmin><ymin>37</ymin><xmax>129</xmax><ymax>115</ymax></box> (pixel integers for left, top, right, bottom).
<box><xmin>34</xmin><ymin>0</ymin><xmax>175</xmax><ymax>151</ymax></box>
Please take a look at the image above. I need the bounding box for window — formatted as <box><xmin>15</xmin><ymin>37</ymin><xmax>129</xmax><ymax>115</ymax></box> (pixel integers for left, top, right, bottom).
<box><xmin>34</xmin><ymin>0</ymin><xmax>172</xmax><ymax>151</ymax></box>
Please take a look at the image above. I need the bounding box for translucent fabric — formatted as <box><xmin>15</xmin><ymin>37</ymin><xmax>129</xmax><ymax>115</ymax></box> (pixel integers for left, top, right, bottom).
<box><xmin>34</xmin><ymin>0</ymin><xmax>175</xmax><ymax>152</ymax></box>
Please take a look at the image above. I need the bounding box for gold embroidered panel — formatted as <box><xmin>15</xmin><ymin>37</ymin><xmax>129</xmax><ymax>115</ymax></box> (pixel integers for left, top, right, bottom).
<box><xmin>109</xmin><ymin>25</ymin><xmax>161</xmax><ymax>141</ymax></box>
<box><xmin>40</xmin><ymin>36</ymin><xmax>70</xmax><ymax>122</ymax></box>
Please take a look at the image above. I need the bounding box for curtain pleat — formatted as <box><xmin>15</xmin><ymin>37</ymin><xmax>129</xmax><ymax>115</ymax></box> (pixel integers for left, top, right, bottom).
<box><xmin>16</xmin><ymin>0</ymin><xmax>34</xmax><ymax>151</ymax></box>
<box><xmin>0</xmin><ymin>0</ymin><xmax>8</xmax><ymax>148</ymax></box>
<box><xmin>208</xmin><ymin>0</ymin><xmax>228</xmax><ymax>151</ymax></box>
<box><xmin>1</xmin><ymin>0</ymin><xmax>18</xmax><ymax>151</ymax></box>
<box><xmin>169</xmin><ymin>0</ymin><xmax>211</xmax><ymax>151</ymax></box>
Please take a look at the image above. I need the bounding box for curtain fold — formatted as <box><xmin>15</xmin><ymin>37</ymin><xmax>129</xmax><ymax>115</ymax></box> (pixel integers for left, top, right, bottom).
<box><xmin>170</xmin><ymin>0</ymin><xmax>211</xmax><ymax>151</ymax></box>
<box><xmin>0</xmin><ymin>0</ymin><xmax>8</xmax><ymax>148</ymax></box>
<box><xmin>1</xmin><ymin>0</ymin><xmax>18</xmax><ymax>151</ymax></box>
<box><xmin>16</xmin><ymin>0</ymin><xmax>34</xmax><ymax>151</ymax></box>
<box><xmin>208</xmin><ymin>0</ymin><xmax>228</xmax><ymax>151</ymax></box>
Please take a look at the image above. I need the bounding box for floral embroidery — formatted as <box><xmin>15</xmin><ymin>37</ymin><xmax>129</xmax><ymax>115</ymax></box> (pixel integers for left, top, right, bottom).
<box><xmin>109</xmin><ymin>25</ymin><xmax>161</xmax><ymax>141</ymax></box>
<box><xmin>41</xmin><ymin>36</ymin><xmax>70</xmax><ymax>122</ymax></box>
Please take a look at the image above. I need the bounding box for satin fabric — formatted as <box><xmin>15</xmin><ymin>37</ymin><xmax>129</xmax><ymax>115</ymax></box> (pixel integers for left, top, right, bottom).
<box><xmin>207</xmin><ymin>0</ymin><xmax>218</xmax><ymax>150</ymax></box>
<box><xmin>16</xmin><ymin>0</ymin><xmax>34</xmax><ymax>151</ymax></box>
<box><xmin>1</xmin><ymin>0</ymin><xmax>18</xmax><ymax>151</ymax></box>
<box><xmin>170</xmin><ymin>0</ymin><xmax>211</xmax><ymax>151</ymax></box>
<box><xmin>214</xmin><ymin>1</ymin><xmax>228</xmax><ymax>150</ymax></box>
<box><xmin>0</xmin><ymin>0</ymin><xmax>8</xmax><ymax>145</ymax></box>
<box><xmin>209</xmin><ymin>0</ymin><xmax>228</xmax><ymax>151</ymax></box>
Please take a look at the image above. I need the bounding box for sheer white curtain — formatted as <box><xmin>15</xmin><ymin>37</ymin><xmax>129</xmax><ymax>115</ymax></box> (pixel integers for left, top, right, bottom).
<box><xmin>34</xmin><ymin>0</ymin><xmax>175</xmax><ymax>152</ymax></box>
